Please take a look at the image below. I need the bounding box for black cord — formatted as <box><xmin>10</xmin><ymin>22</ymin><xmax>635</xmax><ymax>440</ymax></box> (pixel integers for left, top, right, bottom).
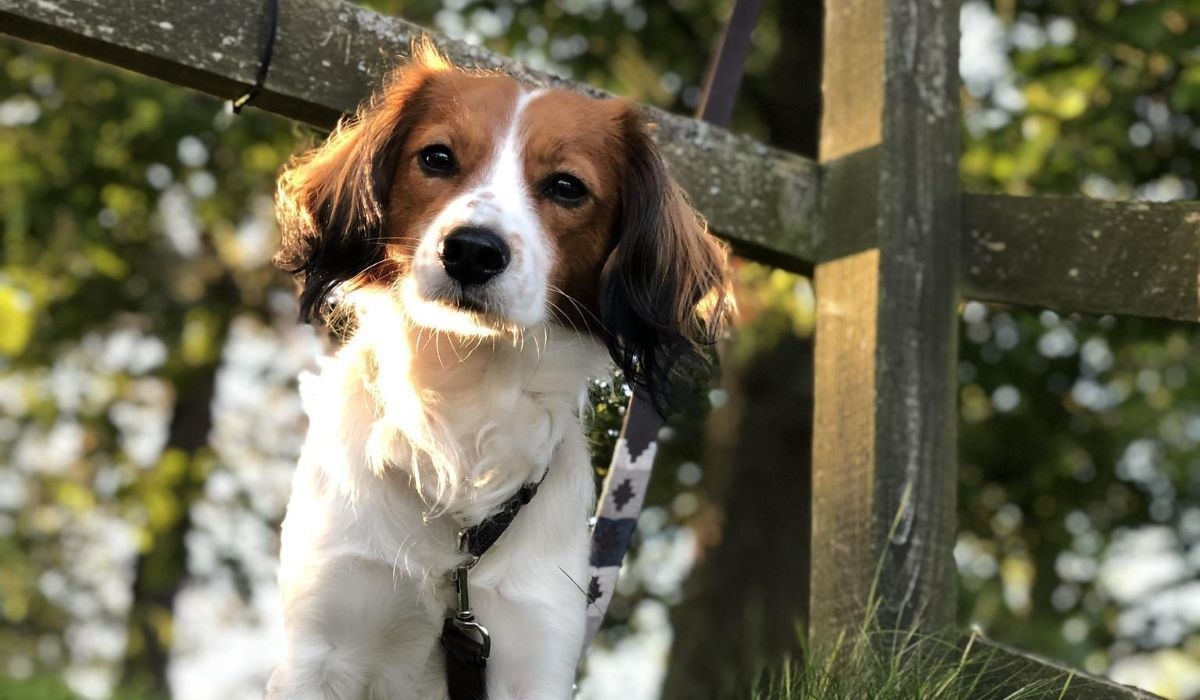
<box><xmin>231</xmin><ymin>0</ymin><xmax>280</xmax><ymax>114</ymax></box>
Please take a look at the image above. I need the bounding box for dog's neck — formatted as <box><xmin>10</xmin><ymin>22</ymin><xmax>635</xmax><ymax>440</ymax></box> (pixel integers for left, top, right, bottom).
<box><xmin>309</xmin><ymin>288</ymin><xmax>607</xmax><ymax>523</ymax></box>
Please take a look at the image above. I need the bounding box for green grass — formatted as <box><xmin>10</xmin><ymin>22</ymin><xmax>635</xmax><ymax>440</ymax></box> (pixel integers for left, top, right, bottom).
<box><xmin>753</xmin><ymin>485</ymin><xmax>1085</xmax><ymax>700</ymax></box>
<box><xmin>751</xmin><ymin>627</ymin><xmax>1082</xmax><ymax>700</ymax></box>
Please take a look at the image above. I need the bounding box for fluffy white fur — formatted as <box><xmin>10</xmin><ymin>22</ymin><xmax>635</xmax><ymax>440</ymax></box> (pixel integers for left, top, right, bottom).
<box><xmin>266</xmin><ymin>288</ymin><xmax>609</xmax><ymax>699</ymax></box>
<box><xmin>266</xmin><ymin>81</ymin><xmax>615</xmax><ymax>699</ymax></box>
<box><xmin>266</xmin><ymin>51</ymin><xmax>731</xmax><ymax>695</ymax></box>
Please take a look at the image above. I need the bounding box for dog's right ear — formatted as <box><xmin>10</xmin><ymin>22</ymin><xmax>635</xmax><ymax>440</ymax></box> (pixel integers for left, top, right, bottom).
<box><xmin>599</xmin><ymin>107</ymin><xmax>732</xmax><ymax>416</ymax></box>
<box><xmin>274</xmin><ymin>39</ymin><xmax>451</xmax><ymax>322</ymax></box>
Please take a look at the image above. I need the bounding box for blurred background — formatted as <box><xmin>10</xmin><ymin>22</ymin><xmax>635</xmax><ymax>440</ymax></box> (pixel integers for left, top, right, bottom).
<box><xmin>1</xmin><ymin>0</ymin><xmax>1199</xmax><ymax>698</ymax></box>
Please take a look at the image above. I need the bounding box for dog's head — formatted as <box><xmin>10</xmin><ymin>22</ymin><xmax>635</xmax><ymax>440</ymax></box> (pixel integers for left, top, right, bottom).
<box><xmin>276</xmin><ymin>41</ymin><xmax>731</xmax><ymax>411</ymax></box>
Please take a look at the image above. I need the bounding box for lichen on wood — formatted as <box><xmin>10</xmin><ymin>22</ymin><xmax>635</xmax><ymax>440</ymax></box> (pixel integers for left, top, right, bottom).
<box><xmin>0</xmin><ymin>0</ymin><xmax>818</xmax><ymax>267</ymax></box>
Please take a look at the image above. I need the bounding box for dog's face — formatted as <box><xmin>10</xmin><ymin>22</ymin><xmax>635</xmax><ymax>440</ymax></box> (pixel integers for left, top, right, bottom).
<box><xmin>390</xmin><ymin>73</ymin><xmax>626</xmax><ymax>331</ymax></box>
<box><xmin>275</xmin><ymin>42</ymin><xmax>730</xmax><ymax>410</ymax></box>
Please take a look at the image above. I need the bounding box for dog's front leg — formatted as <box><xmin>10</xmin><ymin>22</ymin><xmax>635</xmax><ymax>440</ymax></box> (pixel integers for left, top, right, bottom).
<box><xmin>267</xmin><ymin>555</ymin><xmax>445</xmax><ymax>700</ymax></box>
<box><xmin>469</xmin><ymin>577</ymin><xmax>586</xmax><ymax>700</ymax></box>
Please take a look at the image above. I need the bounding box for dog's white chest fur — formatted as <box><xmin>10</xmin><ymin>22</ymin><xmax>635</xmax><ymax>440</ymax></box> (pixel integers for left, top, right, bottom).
<box><xmin>268</xmin><ymin>291</ymin><xmax>609</xmax><ymax>699</ymax></box>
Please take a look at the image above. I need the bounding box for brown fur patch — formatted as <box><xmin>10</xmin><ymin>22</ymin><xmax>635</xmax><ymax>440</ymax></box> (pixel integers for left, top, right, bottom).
<box><xmin>273</xmin><ymin>42</ymin><xmax>459</xmax><ymax>318</ymax></box>
<box><xmin>383</xmin><ymin>73</ymin><xmax>522</xmax><ymax>269</ymax></box>
<box><xmin>520</xmin><ymin>92</ymin><xmax>629</xmax><ymax>331</ymax></box>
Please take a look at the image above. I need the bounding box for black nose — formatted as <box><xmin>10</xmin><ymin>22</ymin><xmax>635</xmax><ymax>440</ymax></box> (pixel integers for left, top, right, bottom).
<box><xmin>439</xmin><ymin>226</ymin><xmax>510</xmax><ymax>285</ymax></box>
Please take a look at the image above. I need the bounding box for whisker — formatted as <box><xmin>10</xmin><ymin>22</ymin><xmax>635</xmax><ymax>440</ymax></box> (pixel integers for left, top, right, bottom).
<box><xmin>545</xmin><ymin>297</ymin><xmax>587</xmax><ymax>349</ymax></box>
<box><xmin>343</xmin><ymin>256</ymin><xmax>399</xmax><ymax>280</ymax></box>
<box><xmin>545</xmin><ymin>282</ymin><xmax>612</xmax><ymax>337</ymax></box>
<box><xmin>458</xmin><ymin>335</ymin><xmax>485</xmax><ymax>363</ymax></box>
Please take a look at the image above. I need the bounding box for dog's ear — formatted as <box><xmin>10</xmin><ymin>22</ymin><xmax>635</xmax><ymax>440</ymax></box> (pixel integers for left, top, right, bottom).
<box><xmin>599</xmin><ymin>107</ymin><xmax>732</xmax><ymax>415</ymax></box>
<box><xmin>274</xmin><ymin>39</ymin><xmax>450</xmax><ymax>322</ymax></box>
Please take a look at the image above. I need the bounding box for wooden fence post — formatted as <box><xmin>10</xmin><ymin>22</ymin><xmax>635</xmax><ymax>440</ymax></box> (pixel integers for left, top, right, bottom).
<box><xmin>810</xmin><ymin>0</ymin><xmax>962</xmax><ymax>640</ymax></box>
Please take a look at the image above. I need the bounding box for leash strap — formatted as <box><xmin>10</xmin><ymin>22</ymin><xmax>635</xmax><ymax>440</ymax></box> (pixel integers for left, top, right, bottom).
<box><xmin>442</xmin><ymin>617</ymin><xmax>488</xmax><ymax>700</ymax></box>
<box><xmin>230</xmin><ymin>0</ymin><xmax>279</xmax><ymax>113</ymax></box>
<box><xmin>442</xmin><ymin>477</ymin><xmax>543</xmax><ymax>700</ymax></box>
<box><xmin>583</xmin><ymin>389</ymin><xmax>663</xmax><ymax>644</ymax></box>
<box><xmin>442</xmin><ymin>566</ymin><xmax>490</xmax><ymax>700</ymax></box>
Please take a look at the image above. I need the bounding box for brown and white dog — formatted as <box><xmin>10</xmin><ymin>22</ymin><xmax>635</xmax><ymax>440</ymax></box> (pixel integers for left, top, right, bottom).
<box><xmin>266</xmin><ymin>42</ymin><xmax>729</xmax><ymax>699</ymax></box>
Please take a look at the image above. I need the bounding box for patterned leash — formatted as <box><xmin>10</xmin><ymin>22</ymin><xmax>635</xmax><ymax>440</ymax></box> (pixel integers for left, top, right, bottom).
<box><xmin>583</xmin><ymin>389</ymin><xmax>663</xmax><ymax>642</ymax></box>
<box><xmin>580</xmin><ymin>0</ymin><xmax>765</xmax><ymax>649</ymax></box>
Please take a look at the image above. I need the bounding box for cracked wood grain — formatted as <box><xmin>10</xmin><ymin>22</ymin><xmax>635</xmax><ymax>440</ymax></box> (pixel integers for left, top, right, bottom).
<box><xmin>0</xmin><ymin>0</ymin><xmax>817</xmax><ymax>267</ymax></box>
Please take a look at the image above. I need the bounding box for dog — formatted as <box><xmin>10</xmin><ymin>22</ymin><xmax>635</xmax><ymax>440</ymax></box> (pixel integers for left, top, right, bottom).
<box><xmin>266</xmin><ymin>41</ymin><xmax>730</xmax><ymax>699</ymax></box>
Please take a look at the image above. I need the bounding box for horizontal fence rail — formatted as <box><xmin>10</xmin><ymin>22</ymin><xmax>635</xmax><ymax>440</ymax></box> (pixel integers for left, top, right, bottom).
<box><xmin>964</xmin><ymin>195</ymin><xmax>1200</xmax><ymax>323</ymax></box>
<box><xmin>0</xmin><ymin>0</ymin><xmax>818</xmax><ymax>269</ymax></box>
<box><xmin>964</xmin><ymin>635</ymin><xmax>1161</xmax><ymax>699</ymax></box>
<box><xmin>2</xmin><ymin>0</ymin><xmax>1197</xmax><ymax>320</ymax></box>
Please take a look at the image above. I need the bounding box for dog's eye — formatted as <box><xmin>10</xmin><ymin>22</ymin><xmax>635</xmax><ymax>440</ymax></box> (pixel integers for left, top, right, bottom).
<box><xmin>544</xmin><ymin>174</ymin><xmax>588</xmax><ymax>205</ymax></box>
<box><xmin>419</xmin><ymin>144</ymin><xmax>457</xmax><ymax>176</ymax></box>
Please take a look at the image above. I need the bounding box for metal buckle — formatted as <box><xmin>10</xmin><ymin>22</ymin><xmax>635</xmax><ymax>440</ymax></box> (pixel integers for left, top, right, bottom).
<box><xmin>456</xmin><ymin>529</ymin><xmax>480</xmax><ymax>569</ymax></box>
<box><xmin>450</xmin><ymin>565</ymin><xmax>490</xmax><ymax>659</ymax></box>
<box><xmin>449</xmin><ymin>616</ymin><xmax>491</xmax><ymax>660</ymax></box>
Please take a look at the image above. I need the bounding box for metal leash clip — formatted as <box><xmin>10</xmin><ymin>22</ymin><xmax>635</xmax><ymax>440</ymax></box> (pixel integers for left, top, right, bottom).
<box><xmin>449</xmin><ymin>565</ymin><xmax>491</xmax><ymax>660</ymax></box>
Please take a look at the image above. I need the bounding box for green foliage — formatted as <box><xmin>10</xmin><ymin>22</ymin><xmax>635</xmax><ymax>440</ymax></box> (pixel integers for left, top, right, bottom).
<box><xmin>1</xmin><ymin>676</ymin><xmax>83</xmax><ymax>700</ymax></box>
<box><xmin>0</xmin><ymin>39</ymin><xmax>302</xmax><ymax>695</ymax></box>
<box><xmin>0</xmin><ymin>675</ymin><xmax>165</xmax><ymax>700</ymax></box>
<box><xmin>962</xmin><ymin>0</ymin><xmax>1199</xmax><ymax>199</ymax></box>
<box><xmin>956</xmin><ymin>2</ymin><xmax>1200</xmax><ymax>693</ymax></box>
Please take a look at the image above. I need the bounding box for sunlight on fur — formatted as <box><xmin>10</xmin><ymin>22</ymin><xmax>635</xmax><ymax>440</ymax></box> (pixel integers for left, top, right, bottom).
<box><xmin>397</xmin><ymin>276</ymin><xmax>515</xmax><ymax>340</ymax></box>
<box><xmin>267</xmin><ymin>39</ymin><xmax>731</xmax><ymax>698</ymax></box>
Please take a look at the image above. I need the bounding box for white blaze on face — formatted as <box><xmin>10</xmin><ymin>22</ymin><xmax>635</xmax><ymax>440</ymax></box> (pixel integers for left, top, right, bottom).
<box><xmin>408</xmin><ymin>89</ymin><xmax>551</xmax><ymax>330</ymax></box>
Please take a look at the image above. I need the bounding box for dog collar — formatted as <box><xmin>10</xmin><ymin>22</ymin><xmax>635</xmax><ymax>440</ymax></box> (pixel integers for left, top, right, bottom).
<box><xmin>456</xmin><ymin>478</ymin><xmax>542</xmax><ymax>563</ymax></box>
<box><xmin>442</xmin><ymin>473</ymin><xmax>546</xmax><ymax>700</ymax></box>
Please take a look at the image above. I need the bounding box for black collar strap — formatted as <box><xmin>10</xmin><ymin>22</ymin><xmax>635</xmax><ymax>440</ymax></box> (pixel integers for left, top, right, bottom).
<box><xmin>457</xmin><ymin>478</ymin><xmax>542</xmax><ymax>562</ymax></box>
<box><xmin>442</xmin><ymin>476</ymin><xmax>545</xmax><ymax>700</ymax></box>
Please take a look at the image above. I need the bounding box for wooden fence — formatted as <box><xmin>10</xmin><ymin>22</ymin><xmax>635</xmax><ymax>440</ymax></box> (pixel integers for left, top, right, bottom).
<box><xmin>3</xmin><ymin>0</ymin><xmax>1193</xmax><ymax>696</ymax></box>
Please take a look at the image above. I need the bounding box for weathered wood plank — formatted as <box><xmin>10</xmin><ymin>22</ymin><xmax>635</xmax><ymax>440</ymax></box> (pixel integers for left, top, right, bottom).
<box><xmin>811</xmin><ymin>249</ymin><xmax>880</xmax><ymax>638</ymax></box>
<box><xmin>810</xmin><ymin>0</ymin><xmax>885</xmax><ymax>641</ymax></box>
<box><xmin>0</xmin><ymin>0</ymin><xmax>817</xmax><ymax>267</ymax></box>
<box><xmin>811</xmin><ymin>0</ymin><xmax>960</xmax><ymax>642</ymax></box>
<box><xmin>870</xmin><ymin>0</ymin><xmax>961</xmax><ymax>635</ymax></box>
<box><xmin>963</xmin><ymin>194</ymin><xmax>1200</xmax><ymax>322</ymax></box>
<box><xmin>960</xmin><ymin>634</ymin><xmax>1164</xmax><ymax>699</ymax></box>
<box><xmin>815</xmin><ymin>146</ymin><xmax>880</xmax><ymax>261</ymax></box>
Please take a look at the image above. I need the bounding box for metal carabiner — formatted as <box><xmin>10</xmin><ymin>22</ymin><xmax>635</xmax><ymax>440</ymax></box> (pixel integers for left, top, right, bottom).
<box><xmin>450</xmin><ymin>565</ymin><xmax>491</xmax><ymax>659</ymax></box>
<box><xmin>448</xmin><ymin>617</ymin><xmax>491</xmax><ymax>660</ymax></box>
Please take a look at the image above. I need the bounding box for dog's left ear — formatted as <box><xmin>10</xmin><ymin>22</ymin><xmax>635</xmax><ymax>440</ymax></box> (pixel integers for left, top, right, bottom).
<box><xmin>600</xmin><ymin>107</ymin><xmax>733</xmax><ymax>415</ymax></box>
<box><xmin>274</xmin><ymin>38</ymin><xmax>450</xmax><ymax>323</ymax></box>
